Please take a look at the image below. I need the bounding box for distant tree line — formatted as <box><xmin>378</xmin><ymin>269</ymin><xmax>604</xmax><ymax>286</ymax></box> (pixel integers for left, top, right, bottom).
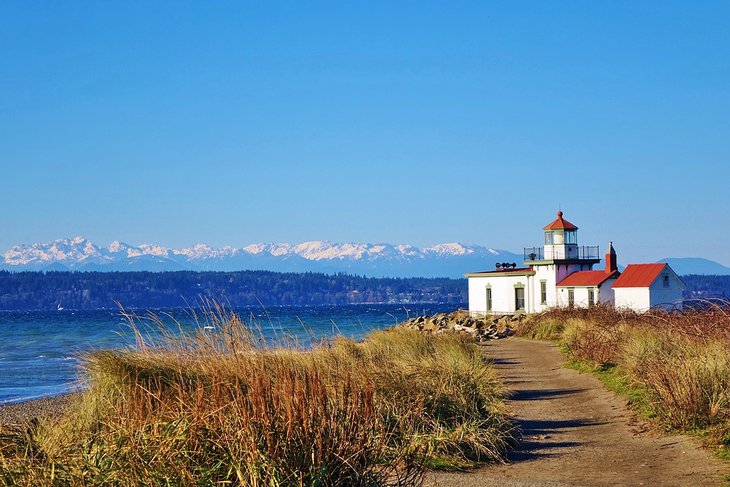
<box><xmin>0</xmin><ymin>271</ymin><xmax>725</xmax><ymax>311</ymax></box>
<box><xmin>0</xmin><ymin>270</ymin><xmax>467</xmax><ymax>311</ymax></box>
<box><xmin>681</xmin><ymin>275</ymin><xmax>730</xmax><ymax>301</ymax></box>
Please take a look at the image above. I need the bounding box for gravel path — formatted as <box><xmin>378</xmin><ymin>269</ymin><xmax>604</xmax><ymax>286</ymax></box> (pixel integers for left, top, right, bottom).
<box><xmin>427</xmin><ymin>337</ymin><xmax>728</xmax><ymax>487</ymax></box>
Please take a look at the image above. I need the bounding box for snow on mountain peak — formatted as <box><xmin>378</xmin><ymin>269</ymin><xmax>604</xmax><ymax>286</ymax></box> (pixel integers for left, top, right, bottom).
<box><xmin>424</xmin><ymin>242</ymin><xmax>475</xmax><ymax>256</ymax></box>
<box><xmin>243</xmin><ymin>243</ymin><xmax>267</xmax><ymax>255</ymax></box>
<box><xmin>268</xmin><ymin>243</ymin><xmax>293</xmax><ymax>257</ymax></box>
<box><xmin>107</xmin><ymin>241</ymin><xmax>126</xmax><ymax>253</ymax></box>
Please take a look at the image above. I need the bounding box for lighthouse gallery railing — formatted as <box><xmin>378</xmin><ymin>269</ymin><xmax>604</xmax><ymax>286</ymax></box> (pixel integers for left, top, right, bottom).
<box><xmin>523</xmin><ymin>246</ymin><xmax>600</xmax><ymax>261</ymax></box>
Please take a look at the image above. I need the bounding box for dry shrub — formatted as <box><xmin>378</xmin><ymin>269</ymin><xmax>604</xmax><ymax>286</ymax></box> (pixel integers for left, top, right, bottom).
<box><xmin>624</xmin><ymin>331</ymin><xmax>730</xmax><ymax>429</ymax></box>
<box><xmin>563</xmin><ymin>317</ymin><xmax>625</xmax><ymax>366</ymax></box>
<box><xmin>0</xmin><ymin>306</ymin><xmax>514</xmax><ymax>486</ymax></box>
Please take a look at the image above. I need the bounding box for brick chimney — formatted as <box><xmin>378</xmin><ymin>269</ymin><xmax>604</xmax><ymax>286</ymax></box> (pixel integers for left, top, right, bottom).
<box><xmin>605</xmin><ymin>241</ymin><xmax>618</xmax><ymax>273</ymax></box>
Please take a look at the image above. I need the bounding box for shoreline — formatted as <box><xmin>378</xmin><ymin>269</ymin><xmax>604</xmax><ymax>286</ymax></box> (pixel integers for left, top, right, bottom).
<box><xmin>0</xmin><ymin>393</ymin><xmax>77</xmax><ymax>427</ymax></box>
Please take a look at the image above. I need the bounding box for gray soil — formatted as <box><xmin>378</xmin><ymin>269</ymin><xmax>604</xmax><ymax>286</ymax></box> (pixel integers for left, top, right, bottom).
<box><xmin>427</xmin><ymin>337</ymin><xmax>729</xmax><ymax>487</ymax></box>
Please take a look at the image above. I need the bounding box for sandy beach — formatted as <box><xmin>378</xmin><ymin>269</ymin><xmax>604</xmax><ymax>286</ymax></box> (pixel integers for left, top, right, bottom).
<box><xmin>0</xmin><ymin>394</ymin><xmax>76</xmax><ymax>427</ymax></box>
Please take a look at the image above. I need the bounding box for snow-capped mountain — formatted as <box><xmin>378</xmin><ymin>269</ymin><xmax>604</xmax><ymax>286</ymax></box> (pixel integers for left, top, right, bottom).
<box><xmin>0</xmin><ymin>237</ymin><xmax>523</xmax><ymax>278</ymax></box>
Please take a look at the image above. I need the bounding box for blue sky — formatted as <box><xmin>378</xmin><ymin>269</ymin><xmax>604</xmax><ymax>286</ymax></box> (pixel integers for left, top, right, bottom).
<box><xmin>1</xmin><ymin>2</ymin><xmax>729</xmax><ymax>265</ymax></box>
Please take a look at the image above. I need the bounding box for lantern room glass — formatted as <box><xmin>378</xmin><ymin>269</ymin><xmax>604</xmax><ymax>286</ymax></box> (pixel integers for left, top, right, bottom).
<box><xmin>565</xmin><ymin>230</ymin><xmax>577</xmax><ymax>244</ymax></box>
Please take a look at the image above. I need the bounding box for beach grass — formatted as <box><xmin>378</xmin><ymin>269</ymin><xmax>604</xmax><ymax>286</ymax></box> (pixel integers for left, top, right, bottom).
<box><xmin>0</xmin><ymin>306</ymin><xmax>514</xmax><ymax>486</ymax></box>
<box><xmin>518</xmin><ymin>303</ymin><xmax>730</xmax><ymax>456</ymax></box>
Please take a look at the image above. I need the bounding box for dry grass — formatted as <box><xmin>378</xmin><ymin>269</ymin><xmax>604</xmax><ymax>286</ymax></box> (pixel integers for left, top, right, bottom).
<box><xmin>518</xmin><ymin>302</ymin><xmax>730</xmax><ymax>451</ymax></box>
<box><xmin>0</xmin><ymin>305</ymin><xmax>514</xmax><ymax>486</ymax></box>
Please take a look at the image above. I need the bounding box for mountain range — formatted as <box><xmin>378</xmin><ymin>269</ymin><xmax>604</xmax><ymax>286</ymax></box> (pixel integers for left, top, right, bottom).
<box><xmin>0</xmin><ymin>237</ymin><xmax>522</xmax><ymax>278</ymax></box>
<box><xmin>2</xmin><ymin>237</ymin><xmax>729</xmax><ymax>278</ymax></box>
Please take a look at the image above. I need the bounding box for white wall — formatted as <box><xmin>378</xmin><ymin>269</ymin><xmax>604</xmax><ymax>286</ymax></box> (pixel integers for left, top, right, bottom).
<box><xmin>614</xmin><ymin>288</ymin><xmax>651</xmax><ymax>312</ymax></box>
<box><xmin>598</xmin><ymin>278</ymin><xmax>617</xmax><ymax>304</ymax></box>
<box><xmin>468</xmin><ymin>274</ymin><xmax>530</xmax><ymax>315</ymax></box>
<box><xmin>544</xmin><ymin>244</ymin><xmax>578</xmax><ymax>260</ymax></box>
<box><xmin>531</xmin><ymin>265</ymin><xmax>556</xmax><ymax>313</ymax></box>
<box><xmin>555</xmin><ymin>286</ymin><xmax>593</xmax><ymax>308</ymax></box>
<box><xmin>555</xmin><ymin>278</ymin><xmax>616</xmax><ymax>309</ymax></box>
<box><xmin>649</xmin><ymin>269</ymin><xmax>685</xmax><ymax>310</ymax></box>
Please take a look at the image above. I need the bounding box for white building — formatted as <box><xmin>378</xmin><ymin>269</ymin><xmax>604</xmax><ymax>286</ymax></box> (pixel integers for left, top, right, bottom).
<box><xmin>466</xmin><ymin>212</ymin><xmax>685</xmax><ymax>315</ymax></box>
<box><xmin>613</xmin><ymin>263</ymin><xmax>685</xmax><ymax>312</ymax></box>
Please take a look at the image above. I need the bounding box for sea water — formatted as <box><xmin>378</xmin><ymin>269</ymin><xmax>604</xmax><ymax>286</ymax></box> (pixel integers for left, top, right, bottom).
<box><xmin>0</xmin><ymin>303</ymin><xmax>462</xmax><ymax>404</ymax></box>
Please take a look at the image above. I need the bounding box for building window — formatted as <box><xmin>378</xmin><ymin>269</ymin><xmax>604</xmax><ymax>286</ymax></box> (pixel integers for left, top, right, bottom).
<box><xmin>540</xmin><ymin>281</ymin><xmax>547</xmax><ymax>305</ymax></box>
<box><xmin>486</xmin><ymin>287</ymin><xmax>492</xmax><ymax>312</ymax></box>
<box><xmin>565</xmin><ymin>230</ymin><xmax>577</xmax><ymax>244</ymax></box>
<box><xmin>568</xmin><ymin>288</ymin><xmax>575</xmax><ymax>307</ymax></box>
<box><xmin>515</xmin><ymin>287</ymin><xmax>525</xmax><ymax>310</ymax></box>
<box><xmin>544</xmin><ymin>231</ymin><xmax>553</xmax><ymax>244</ymax></box>
<box><xmin>663</xmin><ymin>275</ymin><xmax>670</xmax><ymax>288</ymax></box>
<box><xmin>588</xmin><ymin>288</ymin><xmax>595</xmax><ymax>307</ymax></box>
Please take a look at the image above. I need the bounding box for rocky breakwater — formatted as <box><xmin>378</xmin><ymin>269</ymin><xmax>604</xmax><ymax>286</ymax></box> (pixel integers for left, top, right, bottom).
<box><xmin>397</xmin><ymin>311</ymin><xmax>523</xmax><ymax>342</ymax></box>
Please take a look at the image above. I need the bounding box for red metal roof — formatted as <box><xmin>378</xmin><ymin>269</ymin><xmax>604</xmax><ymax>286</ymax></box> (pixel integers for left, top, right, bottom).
<box><xmin>543</xmin><ymin>211</ymin><xmax>578</xmax><ymax>230</ymax></box>
<box><xmin>612</xmin><ymin>264</ymin><xmax>667</xmax><ymax>288</ymax></box>
<box><xmin>557</xmin><ymin>270</ymin><xmax>619</xmax><ymax>287</ymax></box>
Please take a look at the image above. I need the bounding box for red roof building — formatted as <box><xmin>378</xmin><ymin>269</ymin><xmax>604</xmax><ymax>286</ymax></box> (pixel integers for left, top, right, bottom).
<box><xmin>612</xmin><ymin>263</ymin><xmax>685</xmax><ymax>311</ymax></box>
<box><xmin>557</xmin><ymin>270</ymin><xmax>620</xmax><ymax>287</ymax></box>
<box><xmin>612</xmin><ymin>264</ymin><xmax>668</xmax><ymax>288</ymax></box>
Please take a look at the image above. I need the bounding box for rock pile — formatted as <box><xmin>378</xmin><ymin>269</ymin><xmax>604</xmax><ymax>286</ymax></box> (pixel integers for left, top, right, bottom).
<box><xmin>397</xmin><ymin>311</ymin><xmax>523</xmax><ymax>342</ymax></box>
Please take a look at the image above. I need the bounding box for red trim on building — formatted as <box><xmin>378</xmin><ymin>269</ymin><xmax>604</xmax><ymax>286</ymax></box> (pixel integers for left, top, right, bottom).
<box><xmin>612</xmin><ymin>264</ymin><xmax>667</xmax><ymax>288</ymax></box>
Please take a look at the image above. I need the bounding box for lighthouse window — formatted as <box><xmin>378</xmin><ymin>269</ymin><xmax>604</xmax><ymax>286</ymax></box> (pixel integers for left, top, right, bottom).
<box><xmin>544</xmin><ymin>231</ymin><xmax>554</xmax><ymax>244</ymax></box>
<box><xmin>565</xmin><ymin>230</ymin><xmax>577</xmax><ymax>244</ymax></box>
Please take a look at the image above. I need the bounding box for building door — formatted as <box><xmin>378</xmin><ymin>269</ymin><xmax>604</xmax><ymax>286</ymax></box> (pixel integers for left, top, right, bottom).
<box><xmin>486</xmin><ymin>287</ymin><xmax>492</xmax><ymax>312</ymax></box>
<box><xmin>515</xmin><ymin>287</ymin><xmax>525</xmax><ymax>311</ymax></box>
<box><xmin>568</xmin><ymin>289</ymin><xmax>575</xmax><ymax>307</ymax></box>
<box><xmin>588</xmin><ymin>289</ymin><xmax>595</xmax><ymax>307</ymax></box>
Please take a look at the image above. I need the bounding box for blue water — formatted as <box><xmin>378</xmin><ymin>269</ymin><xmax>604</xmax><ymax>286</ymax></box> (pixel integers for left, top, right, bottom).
<box><xmin>0</xmin><ymin>303</ymin><xmax>462</xmax><ymax>404</ymax></box>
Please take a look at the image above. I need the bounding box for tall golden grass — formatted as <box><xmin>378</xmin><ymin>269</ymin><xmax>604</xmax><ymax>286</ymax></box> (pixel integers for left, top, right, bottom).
<box><xmin>519</xmin><ymin>302</ymin><xmax>730</xmax><ymax>447</ymax></box>
<box><xmin>0</xmin><ymin>306</ymin><xmax>514</xmax><ymax>486</ymax></box>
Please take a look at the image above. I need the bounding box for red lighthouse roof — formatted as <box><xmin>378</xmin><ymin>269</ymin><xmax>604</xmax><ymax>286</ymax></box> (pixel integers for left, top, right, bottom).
<box><xmin>543</xmin><ymin>211</ymin><xmax>578</xmax><ymax>231</ymax></box>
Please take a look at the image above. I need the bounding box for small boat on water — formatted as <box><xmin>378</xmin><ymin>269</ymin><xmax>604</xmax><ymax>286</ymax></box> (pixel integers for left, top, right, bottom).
<box><xmin>57</xmin><ymin>303</ymin><xmax>64</xmax><ymax>311</ymax></box>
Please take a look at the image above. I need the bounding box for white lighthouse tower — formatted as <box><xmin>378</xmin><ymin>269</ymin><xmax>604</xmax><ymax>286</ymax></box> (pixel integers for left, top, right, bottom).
<box><xmin>523</xmin><ymin>211</ymin><xmax>601</xmax><ymax>311</ymax></box>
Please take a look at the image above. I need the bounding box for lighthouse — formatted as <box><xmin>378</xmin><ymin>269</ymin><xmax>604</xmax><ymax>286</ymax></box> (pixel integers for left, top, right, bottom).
<box><xmin>466</xmin><ymin>211</ymin><xmax>685</xmax><ymax>315</ymax></box>
<box><xmin>467</xmin><ymin>211</ymin><xmax>600</xmax><ymax>314</ymax></box>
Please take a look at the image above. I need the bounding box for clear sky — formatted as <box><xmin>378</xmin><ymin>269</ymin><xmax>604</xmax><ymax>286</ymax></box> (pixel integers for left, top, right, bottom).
<box><xmin>1</xmin><ymin>2</ymin><xmax>729</xmax><ymax>265</ymax></box>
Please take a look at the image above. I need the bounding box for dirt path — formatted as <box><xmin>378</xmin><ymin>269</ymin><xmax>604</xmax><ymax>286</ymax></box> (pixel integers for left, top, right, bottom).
<box><xmin>427</xmin><ymin>337</ymin><xmax>728</xmax><ymax>487</ymax></box>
